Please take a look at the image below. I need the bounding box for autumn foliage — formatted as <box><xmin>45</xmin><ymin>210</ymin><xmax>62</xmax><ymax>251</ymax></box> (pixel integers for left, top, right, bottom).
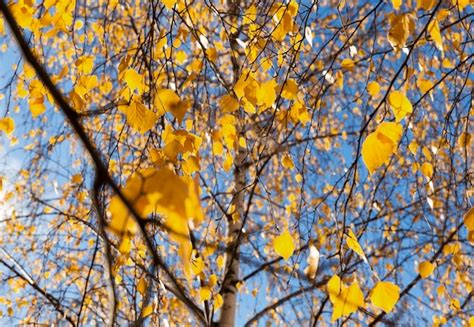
<box><xmin>0</xmin><ymin>0</ymin><xmax>472</xmax><ymax>325</ymax></box>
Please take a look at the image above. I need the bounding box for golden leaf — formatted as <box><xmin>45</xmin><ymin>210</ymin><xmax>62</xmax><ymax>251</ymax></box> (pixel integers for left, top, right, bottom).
<box><xmin>155</xmin><ymin>89</ymin><xmax>189</xmax><ymax>123</ymax></box>
<box><xmin>388</xmin><ymin>13</ymin><xmax>416</xmax><ymax>50</ymax></box>
<box><xmin>0</xmin><ymin>117</ymin><xmax>15</xmax><ymax>135</ymax></box>
<box><xmin>119</xmin><ymin>100</ymin><xmax>158</xmax><ymax>134</ymax></box>
<box><xmin>418</xmin><ymin>261</ymin><xmax>435</xmax><ymax>278</ymax></box>
<box><xmin>367</xmin><ymin>81</ymin><xmax>381</xmax><ymax>97</ymax></box>
<box><xmin>362</xmin><ymin>122</ymin><xmax>403</xmax><ymax>173</ymax></box>
<box><xmin>327</xmin><ymin>275</ymin><xmax>364</xmax><ymax>321</ymax></box>
<box><xmin>388</xmin><ymin>91</ymin><xmax>413</xmax><ymax>122</ymax></box>
<box><xmin>346</xmin><ymin>229</ymin><xmax>368</xmax><ymax>263</ymax></box>
<box><xmin>370</xmin><ymin>281</ymin><xmax>400</xmax><ymax>313</ymax></box>
<box><xmin>273</xmin><ymin>230</ymin><xmax>295</xmax><ymax>261</ymax></box>
<box><xmin>464</xmin><ymin>207</ymin><xmax>474</xmax><ymax>231</ymax></box>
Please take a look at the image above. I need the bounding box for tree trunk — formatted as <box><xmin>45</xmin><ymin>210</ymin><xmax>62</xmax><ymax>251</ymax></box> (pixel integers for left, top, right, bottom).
<box><xmin>219</xmin><ymin>0</ymin><xmax>245</xmax><ymax>325</ymax></box>
<box><xmin>219</xmin><ymin>147</ymin><xmax>246</xmax><ymax>326</ymax></box>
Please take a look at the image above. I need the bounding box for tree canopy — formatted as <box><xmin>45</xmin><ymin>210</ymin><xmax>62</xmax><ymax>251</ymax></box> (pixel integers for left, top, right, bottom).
<box><xmin>0</xmin><ymin>0</ymin><xmax>472</xmax><ymax>325</ymax></box>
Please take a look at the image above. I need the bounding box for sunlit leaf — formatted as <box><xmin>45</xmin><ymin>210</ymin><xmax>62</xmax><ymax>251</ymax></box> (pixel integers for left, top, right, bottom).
<box><xmin>281</xmin><ymin>154</ymin><xmax>295</xmax><ymax>170</ymax></box>
<box><xmin>392</xmin><ymin>0</ymin><xmax>402</xmax><ymax>9</ymax></box>
<box><xmin>367</xmin><ymin>81</ymin><xmax>381</xmax><ymax>97</ymax></box>
<box><xmin>388</xmin><ymin>13</ymin><xmax>416</xmax><ymax>50</ymax></box>
<box><xmin>137</xmin><ymin>276</ymin><xmax>147</xmax><ymax>296</ymax></box>
<box><xmin>341</xmin><ymin>58</ymin><xmax>355</xmax><ymax>70</ymax></box>
<box><xmin>214</xmin><ymin>294</ymin><xmax>223</xmax><ymax>310</ymax></box>
<box><xmin>370</xmin><ymin>281</ymin><xmax>400</xmax><ymax>313</ymax></box>
<box><xmin>464</xmin><ymin>207</ymin><xmax>474</xmax><ymax>231</ymax></box>
<box><xmin>428</xmin><ymin>19</ymin><xmax>443</xmax><ymax>52</ymax></box>
<box><xmin>388</xmin><ymin>91</ymin><xmax>413</xmax><ymax>122</ymax></box>
<box><xmin>346</xmin><ymin>229</ymin><xmax>368</xmax><ymax>264</ymax></box>
<box><xmin>155</xmin><ymin>89</ymin><xmax>189</xmax><ymax>123</ymax></box>
<box><xmin>273</xmin><ymin>230</ymin><xmax>295</xmax><ymax>261</ymax></box>
<box><xmin>327</xmin><ymin>275</ymin><xmax>364</xmax><ymax>321</ymax></box>
<box><xmin>119</xmin><ymin>100</ymin><xmax>158</xmax><ymax>133</ymax></box>
<box><xmin>421</xmin><ymin>162</ymin><xmax>434</xmax><ymax>179</ymax></box>
<box><xmin>362</xmin><ymin>122</ymin><xmax>403</xmax><ymax>173</ymax></box>
<box><xmin>220</xmin><ymin>94</ymin><xmax>240</xmax><ymax>113</ymax></box>
<box><xmin>0</xmin><ymin>117</ymin><xmax>15</xmax><ymax>135</ymax></box>
<box><xmin>199</xmin><ymin>286</ymin><xmax>212</xmax><ymax>302</ymax></box>
<box><xmin>418</xmin><ymin>261</ymin><xmax>435</xmax><ymax>278</ymax></box>
<box><xmin>123</xmin><ymin>68</ymin><xmax>144</xmax><ymax>93</ymax></box>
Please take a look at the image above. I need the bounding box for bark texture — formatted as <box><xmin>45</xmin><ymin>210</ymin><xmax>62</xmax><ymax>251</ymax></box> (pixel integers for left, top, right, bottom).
<box><xmin>219</xmin><ymin>0</ymin><xmax>246</xmax><ymax>325</ymax></box>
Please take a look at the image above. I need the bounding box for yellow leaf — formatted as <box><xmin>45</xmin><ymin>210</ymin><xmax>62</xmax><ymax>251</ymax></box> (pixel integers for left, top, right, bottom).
<box><xmin>107</xmin><ymin>168</ymin><xmax>203</xmax><ymax>279</ymax></box>
<box><xmin>75</xmin><ymin>56</ymin><xmax>94</xmax><ymax>74</ymax></box>
<box><xmin>417</xmin><ymin>0</ymin><xmax>436</xmax><ymax>10</ymax></box>
<box><xmin>281</xmin><ymin>79</ymin><xmax>299</xmax><ymax>100</ymax></box>
<box><xmin>453</xmin><ymin>0</ymin><xmax>469</xmax><ymax>11</ymax></box>
<box><xmin>273</xmin><ymin>230</ymin><xmax>295</xmax><ymax>261</ymax></box>
<box><xmin>370</xmin><ymin>281</ymin><xmax>400</xmax><ymax>313</ymax></box>
<box><xmin>155</xmin><ymin>89</ymin><xmax>189</xmax><ymax>123</ymax></box>
<box><xmin>223</xmin><ymin>151</ymin><xmax>233</xmax><ymax>171</ymax></box>
<box><xmin>142</xmin><ymin>305</ymin><xmax>153</xmax><ymax>318</ymax></box>
<box><xmin>209</xmin><ymin>274</ymin><xmax>218</xmax><ymax>287</ymax></box>
<box><xmin>10</xmin><ymin>3</ymin><xmax>34</xmax><ymax>29</ymax></box>
<box><xmin>327</xmin><ymin>275</ymin><xmax>364</xmax><ymax>321</ymax></box>
<box><xmin>362</xmin><ymin>122</ymin><xmax>403</xmax><ymax>173</ymax></box>
<box><xmin>392</xmin><ymin>0</ymin><xmax>402</xmax><ymax>9</ymax></box>
<box><xmin>288</xmin><ymin>0</ymin><xmax>299</xmax><ymax>17</ymax></box>
<box><xmin>256</xmin><ymin>79</ymin><xmax>277</xmax><ymax>109</ymax></box>
<box><xmin>418</xmin><ymin>261</ymin><xmax>435</xmax><ymax>278</ymax></box>
<box><xmin>118</xmin><ymin>234</ymin><xmax>132</xmax><ymax>254</ymax></box>
<box><xmin>220</xmin><ymin>94</ymin><xmax>240</xmax><ymax>113</ymax></box>
<box><xmin>428</xmin><ymin>19</ymin><xmax>443</xmax><ymax>52</ymax></box>
<box><xmin>191</xmin><ymin>255</ymin><xmax>204</xmax><ymax>275</ymax></box>
<box><xmin>346</xmin><ymin>229</ymin><xmax>368</xmax><ymax>263</ymax></box>
<box><xmin>388</xmin><ymin>91</ymin><xmax>413</xmax><ymax>122</ymax></box>
<box><xmin>464</xmin><ymin>207</ymin><xmax>474</xmax><ymax>231</ymax></box>
<box><xmin>233</xmin><ymin>74</ymin><xmax>249</xmax><ymax>100</ymax></box>
<box><xmin>421</xmin><ymin>162</ymin><xmax>433</xmax><ymax>179</ymax></box>
<box><xmin>422</xmin><ymin>146</ymin><xmax>432</xmax><ymax>161</ymax></box>
<box><xmin>367</xmin><ymin>81</ymin><xmax>381</xmax><ymax>97</ymax></box>
<box><xmin>409</xmin><ymin>140</ymin><xmax>419</xmax><ymax>155</ymax></box>
<box><xmin>29</xmin><ymin>98</ymin><xmax>46</xmax><ymax>118</ymax></box>
<box><xmin>182</xmin><ymin>155</ymin><xmax>200</xmax><ymax>175</ymax></box>
<box><xmin>119</xmin><ymin>100</ymin><xmax>158</xmax><ymax>133</ymax></box>
<box><xmin>281</xmin><ymin>154</ymin><xmax>295</xmax><ymax>170</ymax></box>
<box><xmin>71</xmin><ymin>174</ymin><xmax>83</xmax><ymax>184</ymax></box>
<box><xmin>0</xmin><ymin>117</ymin><xmax>15</xmax><ymax>135</ymax></box>
<box><xmin>289</xmin><ymin>101</ymin><xmax>310</xmax><ymax>125</ymax></box>
<box><xmin>216</xmin><ymin>255</ymin><xmax>225</xmax><ymax>270</ymax></box>
<box><xmin>272</xmin><ymin>11</ymin><xmax>293</xmax><ymax>41</ymax></box>
<box><xmin>123</xmin><ymin>68</ymin><xmax>144</xmax><ymax>93</ymax></box>
<box><xmin>341</xmin><ymin>58</ymin><xmax>355</xmax><ymax>70</ymax></box>
<box><xmin>200</xmin><ymin>286</ymin><xmax>211</xmax><ymax>302</ymax></box>
<box><xmin>458</xmin><ymin>132</ymin><xmax>471</xmax><ymax>149</ymax></box>
<box><xmin>107</xmin><ymin>171</ymin><xmax>147</xmax><ymax>237</ymax></box>
<box><xmin>161</xmin><ymin>0</ymin><xmax>176</xmax><ymax>10</ymax></box>
<box><xmin>450</xmin><ymin>298</ymin><xmax>461</xmax><ymax>310</ymax></box>
<box><xmin>388</xmin><ymin>13</ymin><xmax>416</xmax><ymax>50</ymax></box>
<box><xmin>23</xmin><ymin>63</ymin><xmax>36</xmax><ymax>79</ymax></box>
<box><xmin>417</xmin><ymin>77</ymin><xmax>434</xmax><ymax>94</ymax></box>
<box><xmin>241</xmin><ymin>99</ymin><xmax>256</xmax><ymax>114</ymax></box>
<box><xmin>213</xmin><ymin>294</ymin><xmax>223</xmax><ymax>310</ymax></box>
<box><xmin>137</xmin><ymin>276</ymin><xmax>147</xmax><ymax>296</ymax></box>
